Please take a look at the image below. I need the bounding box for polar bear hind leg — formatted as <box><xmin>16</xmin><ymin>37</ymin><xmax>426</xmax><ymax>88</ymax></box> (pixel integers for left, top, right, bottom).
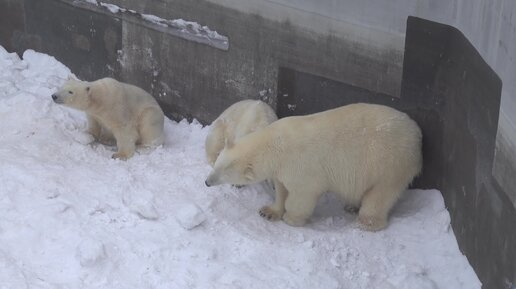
<box><xmin>357</xmin><ymin>183</ymin><xmax>405</xmax><ymax>231</ymax></box>
<box><xmin>138</xmin><ymin>107</ymin><xmax>165</xmax><ymax>147</ymax></box>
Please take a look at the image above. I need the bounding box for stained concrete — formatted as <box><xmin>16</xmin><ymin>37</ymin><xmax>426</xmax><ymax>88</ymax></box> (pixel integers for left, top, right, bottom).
<box><xmin>85</xmin><ymin>0</ymin><xmax>405</xmax><ymax>98</ymax></box>
<box><xmin>277</xmin><ymin>17</ymin><xmax>515</xmax><ymax>289</ymax></box>
<box><xmin>202</xmin><ymin>0</ymin><xmax>516</xmax><ymax>203</ymax></box>
<box><xmin>0</xmin><ymin>0</ymin><xmax>25</xmax><ymax>52</ymax></box>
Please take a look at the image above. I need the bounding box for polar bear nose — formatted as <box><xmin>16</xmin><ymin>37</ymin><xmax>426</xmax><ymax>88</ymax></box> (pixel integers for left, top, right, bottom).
<box><xmin>51</xmin><ymin>94</ymin><xmax>57</xmax><ymax>101</ymax></box>
<box><xmin>205</xmin><ymin>180</ymin><xmax>211</xmax><ymax>187</ymax></box>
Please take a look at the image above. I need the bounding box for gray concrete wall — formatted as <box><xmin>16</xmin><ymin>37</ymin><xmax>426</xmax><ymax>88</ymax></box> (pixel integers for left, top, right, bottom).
<box><xmin>275</xmin><ymin>18</ymin><xmax>514</xmax><ymax>288</ymax></box>
<box><xmin>101</xmin><ymin>0</ymin><xmax>516</xmax><ymax>206</ymax></box>
<box><xmin>90</xmin><ymin>0</ymin><xmax>406</xmax><ymax>101</ymax></box>
<box><xmin>201</xmin><ymin>0</ymin><xmax>516</xmax><ymax>209</ymax></box>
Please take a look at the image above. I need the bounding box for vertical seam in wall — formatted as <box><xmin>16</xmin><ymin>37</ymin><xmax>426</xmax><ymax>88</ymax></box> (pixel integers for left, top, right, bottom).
<box><xmin>492</xmin><ymin>0</ymin><xmax>505</xmax><ymax>65</ymax></box>
<box><xmin>454</xmin><ymin>0</ymin><xmax>462</xmax><ymax>27</ymax></box>
<box><xmin>22</xmin><ymin>0</ymin><xmax>27</xmax><ymax>47</ymax></box>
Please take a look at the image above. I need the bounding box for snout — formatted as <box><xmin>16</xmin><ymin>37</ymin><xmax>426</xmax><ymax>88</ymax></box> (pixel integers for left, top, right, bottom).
<box><xmin>52</xmin><ymin>94</ymin><xmax>64</xmax><ymax>104</ymax></box>
<box><xmin>205</xmin><ymin>172</ymin><xmax>219</xmax><ymax>187</ymax></box>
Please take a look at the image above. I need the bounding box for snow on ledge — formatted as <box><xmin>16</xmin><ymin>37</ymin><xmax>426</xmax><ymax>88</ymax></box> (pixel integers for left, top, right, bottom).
<box><xmin>72</xmin><ymin>0</ymin><xmax>229</xmax><ymax>50</ymax></box>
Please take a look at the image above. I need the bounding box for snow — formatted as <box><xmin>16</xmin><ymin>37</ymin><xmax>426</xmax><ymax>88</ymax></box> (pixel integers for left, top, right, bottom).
<box><xmin>174</xmin><ymin>203</ymin><xmax>206</xmax><ymax>230</ymax></box>
<box><xmin>77</xmin><ymin>0</ymin><xmax>228</xmax><ymax>44</ymax></box>
<box><xmin>142</xmin><ymin>14</ymin><xmax>169</xmax><ymax>28</ymax></box>
<box><xmin>141</xmin><ymin>14</ymin><xmax>227</xmax><ymax>42</ymax></box>
<box><xmin>0</xmin><ymin>45</ymin><xmax>481</xmax><ymax>288</ymax></box>
<box><xmin>100</xmin><ymin>2</ymin><xmax>121</xmax><ymax>14</ymax></box>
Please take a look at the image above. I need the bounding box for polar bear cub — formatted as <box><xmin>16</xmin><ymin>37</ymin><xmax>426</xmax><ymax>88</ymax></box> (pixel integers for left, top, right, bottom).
<box><xmin>52</xmin><ymin>77</ymin><xmax>165</xmax><ymax>160</ymax></box>
<box><xmin>205</xmin><ymin>99</ymin><xmax>277</xmax><ymax>167</ymax></box>
<box><xmin>205</xmin><ymin>103</ymin><xmax>422</xmax><ymax>231</ymax></box>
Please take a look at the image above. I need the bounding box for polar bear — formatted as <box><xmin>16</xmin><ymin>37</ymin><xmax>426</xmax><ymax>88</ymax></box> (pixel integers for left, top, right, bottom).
<box><xmin>52</xmin><ymin>77</ymin><xmax>165</xmax><ymax>160</ymax></box>
<box><xmin>205</xmin><ymin>103</ymin><xmax>422</xmax><ymax>231</ymax></box>
<box><xmin>205</xmin><ymin>99</ymin><xmax>277</xmax><ymax>167</ymax></box>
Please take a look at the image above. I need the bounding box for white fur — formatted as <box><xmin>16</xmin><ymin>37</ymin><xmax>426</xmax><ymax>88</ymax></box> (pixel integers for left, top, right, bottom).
<box><xmin>53</xmin><ymin>77</ymin><xmax>165</xmax><ymax>160</ymax></box>
<box><xmin>205</xmin><ymin>103</ymin><xmax>422</xmax><ymax>230</ymax></box>
<box><xmin>205</xmin><ymin>99</ymin><xmax>277</xmax><ymax>167</ymax></box>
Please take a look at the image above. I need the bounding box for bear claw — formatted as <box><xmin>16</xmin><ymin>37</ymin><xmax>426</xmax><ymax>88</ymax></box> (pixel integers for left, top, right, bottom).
<box><xmin>259</xmin><ymin>206</ymin><xmax>282</xmax><ymax>221</ymax></box>
<box><xmin>112</xmin><ymin>153</ymin><xmax>130</xmax><ymax>160</ymax></box>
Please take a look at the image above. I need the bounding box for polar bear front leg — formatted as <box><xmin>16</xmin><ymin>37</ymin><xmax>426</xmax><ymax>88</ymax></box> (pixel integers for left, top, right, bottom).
<box><xmin>259</xmin><ymin>178</ymin><xmax>288</xmax><ymax>221</ymax></box>
<box><xmin>138</xmin><ymin>107</ymin><xmax>165</xmax><ymax>148</ymax></box>
<box><xmin>98</xmin><ymin>127</ymin><xmax>116</xmax><ymax>146</ymax></box>
<box><xmin>112</xmin><ymin>128</ymin><xmax>138</xmax><ymax>160</ymax></box>
<box><xmin>87</xmin><ymin>115</ymin><xmax>102</xmax><ymax>140</ymax></box>
<box><xmin>282</xmin><ymin>188</ymin><xmax>319</xmax><ymax>227</ymax></box>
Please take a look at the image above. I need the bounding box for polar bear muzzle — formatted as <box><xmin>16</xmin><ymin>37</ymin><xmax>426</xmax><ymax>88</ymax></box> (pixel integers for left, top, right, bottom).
<box><xmin>51</xmin><ymin>93</ymin><xmax>63</xmax><ymax>104</ymax></box>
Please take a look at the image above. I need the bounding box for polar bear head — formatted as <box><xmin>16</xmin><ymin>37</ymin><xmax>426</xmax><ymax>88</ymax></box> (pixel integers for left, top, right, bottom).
<box><xmin>205</xmin><ymin>138</ymin><xmax>262</xmax><ymax>187</ymax></box>
<box><xmin>52</xmin><ymin>79</ymin><xmax>92</xmax><ymax>110</ymax></box>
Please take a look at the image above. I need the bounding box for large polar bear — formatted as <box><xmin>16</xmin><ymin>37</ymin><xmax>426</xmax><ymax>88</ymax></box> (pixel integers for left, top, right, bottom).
<box><xmin>52</xmin><ymin>77</ymin><xmax>165</xmax><ymax>160</ymax></box>
<box><xmin>205</xmin><ymin>99</ymin><xmax>277</xmax><ymax>167</ymax></box>
<box><xmin>205</xmin><ymin>103</ymin><xmax>422</xmax><ymax>231</ymax></box>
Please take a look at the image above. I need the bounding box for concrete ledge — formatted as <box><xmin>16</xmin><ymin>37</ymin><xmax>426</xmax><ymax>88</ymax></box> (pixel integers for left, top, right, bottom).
<box><xmin>59</xmin><ymin>0</ymin><xmax>229</xmax><ymax>51</ymax></box>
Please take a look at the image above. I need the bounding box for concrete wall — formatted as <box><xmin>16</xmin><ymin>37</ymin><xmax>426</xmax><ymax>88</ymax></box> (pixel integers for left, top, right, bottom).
<box><xmin>97</xmin><ymin>0</ymin><xmax>516</xmax><ymax>207</ymax></box>
<box><xmin>201</xmin><ymin>0</ymin><xmax>516</xmax><ymax>210</ymax></box>
<box><xmin>85</xmin><ymin>0</ymin><xmax>407</xmax><ymax>106</ymax></box>
<box><xmin>276</xmin><ymin>17</ymin><xmax>515</xmax><ymax>288</ymax></box>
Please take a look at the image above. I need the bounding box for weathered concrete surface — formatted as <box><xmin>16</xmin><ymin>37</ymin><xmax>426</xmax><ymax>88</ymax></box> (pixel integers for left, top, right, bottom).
<box><xmin>277</xmin><ymin>17</ymin><xmax>515</xmax><ymax>289</ymax></box>
<box><xmin>0</xmin><ymin>0</ymin><xmax>25</xmax><ymax>52</ymax></box>
<box><xmin>73</xmin><ymin>0</ymin><xmax>516</xmax><ymax>207</ymax></box>
<box><xmin>90</xmin><ymin>0</ymin><xmax>405</xmax><ymax>107</ymax></box>
<box><xmin>494</xmin><ymin>116</ymin><xmax>516</xmax><ymax>208</ymax></box>
<box><xmin>2</xmin><ymin>0</ymin><xmax>123</xmax><ymax>80</ymax></box>
<box><xmin>404</xmin><ymin>18</ymin><xmax>514</xmax><ymax>289</ymax></box>
<box><xmin>201</xmin><ymin>0</ymin><xmax>516</xmax><ymax>204</ymax></box>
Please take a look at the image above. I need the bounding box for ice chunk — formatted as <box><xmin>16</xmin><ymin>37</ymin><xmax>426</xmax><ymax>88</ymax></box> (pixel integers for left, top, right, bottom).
<box><xmin>175</xmin><ymin>203</ymin><xmax>206</xmax><ymax>230</ymax></box>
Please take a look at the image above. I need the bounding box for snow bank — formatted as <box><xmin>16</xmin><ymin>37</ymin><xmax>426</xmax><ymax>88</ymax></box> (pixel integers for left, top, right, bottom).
<box><xmin>0</xmin><ymin>46</ymin><xmax>481</xmax><ymax>288</ymax></box>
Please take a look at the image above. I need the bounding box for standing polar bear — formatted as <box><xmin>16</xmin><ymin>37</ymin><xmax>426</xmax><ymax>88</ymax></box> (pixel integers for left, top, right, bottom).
<box><xmin>52</xmin><ymin>77</ymin><xmax>165</xmax><ymax>160</ymax></box>
<box><xmin>205</xmin><ymin>99</ymin><xmax>277</xmax><ymax>167</ymax></box>
<box><xmin>205</xmin><ymin>103</ymin><xmax>422</xmax><ymax>231</ymax></box>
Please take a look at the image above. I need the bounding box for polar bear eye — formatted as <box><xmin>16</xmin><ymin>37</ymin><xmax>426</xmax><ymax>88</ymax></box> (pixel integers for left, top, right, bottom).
<box><xmin>68</xmin><ymin>91</ymin><xmax>73</xmax><ymax>94</ymax></box>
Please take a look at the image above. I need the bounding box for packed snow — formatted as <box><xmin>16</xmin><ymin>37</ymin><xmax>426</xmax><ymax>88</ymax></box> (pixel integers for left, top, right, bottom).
<box><xmin>78</xmin><ymin>0</ymin><xmax>228</xmax><ymax>47</ymax></box>
<box><xmin>0</xmin><ymin>46</ymin><xmax>481</xmax><ymax>288</ymax></box>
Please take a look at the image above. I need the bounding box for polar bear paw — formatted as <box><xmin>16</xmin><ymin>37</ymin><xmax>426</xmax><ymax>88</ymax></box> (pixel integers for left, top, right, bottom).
<box><xmin>282</xmin><ymin>212</ymin><xmax>307</xmax><ymax>227</ymax></box>
<box><xmin>344</xmin><ymin>204</ymin><xmax>359</xmax><ymax>214</ymax></box>
<box><xmin>357</xmin><ymin>214</ymin><xmax>387</xmax><ymax>231</ymax></box>
<box><xmin>112</xmin><ymin>152</ymin><xmax>132</xmax><ymax>160</ymax></box>
<box><xmin>259</xmin><ymin>206</ymin><xmax>282</xmax><ymax>221</ymax></box>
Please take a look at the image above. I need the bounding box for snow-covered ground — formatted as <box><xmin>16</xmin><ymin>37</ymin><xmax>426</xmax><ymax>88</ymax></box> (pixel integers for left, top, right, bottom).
<box><xmin>0</xmin><ymin>46</ymin><xmax>481</xmax><ymax>289</ymax></box>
